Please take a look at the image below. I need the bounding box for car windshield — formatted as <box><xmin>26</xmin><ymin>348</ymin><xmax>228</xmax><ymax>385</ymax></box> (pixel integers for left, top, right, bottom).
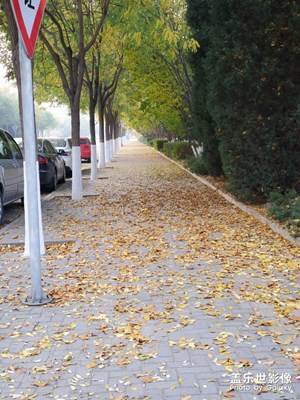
<box><xmin>80</xmin><ymin>138</ymin><xmax>90</xmax><ymax>144</ymax></box>
<box><xmin>50</xmin><ymin>139</ymin><xmax>66</xmax><ymax>147</ymax></box>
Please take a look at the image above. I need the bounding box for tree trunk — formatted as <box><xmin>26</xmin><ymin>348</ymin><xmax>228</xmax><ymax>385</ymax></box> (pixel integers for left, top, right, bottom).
<box><xmin>1</xmin><ymin>2</ymin><xmax>23</xmax><ymax>133</ymax></box>
<box><xmin>89</xmin><ymin>94</ymin><xmax>98</xmax><ymax>180</ymax></box>
<box><xmin>97</xmin><ymin>88</ymin><xmax>106</xmax><ymax>168</ymax></box>
<box><xmin>71</xmin><ymin>101</ymin><xmax>83</xmax><ymax>200</ymax></box>
<box><xmin>105</xmin><ymin>108</ymin><xmax>112</xmax><ymax>162</ymax></box>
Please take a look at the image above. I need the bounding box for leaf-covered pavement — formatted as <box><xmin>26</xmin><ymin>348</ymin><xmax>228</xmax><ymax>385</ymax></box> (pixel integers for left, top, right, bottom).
<box><xmin>0</xmin><ymin>140</ymin><xmax>299</xmax><ymax>400</ymax></box>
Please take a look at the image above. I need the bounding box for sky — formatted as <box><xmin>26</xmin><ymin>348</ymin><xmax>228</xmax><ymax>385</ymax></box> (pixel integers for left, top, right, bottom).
<box><xmin>0</xmin><ymin>61</ymin><xmax>68</xmax><ymax>119</ymax></box>
<box><xmin>0</xmin><ymin>62</ymin><xmax>91</xmax><ymax>137</ymax></box>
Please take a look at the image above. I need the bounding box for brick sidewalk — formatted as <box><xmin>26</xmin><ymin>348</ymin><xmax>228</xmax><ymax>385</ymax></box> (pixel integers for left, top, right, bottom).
<box><xmin>0</xmin><ymin>139</ymin><xmax>299</xmax><ymax>400</ymax></box>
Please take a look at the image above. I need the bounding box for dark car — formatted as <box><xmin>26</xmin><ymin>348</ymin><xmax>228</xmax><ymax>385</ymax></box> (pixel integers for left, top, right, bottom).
<box><xmin>37</xmin><ymin>138</ymin><xmax>66</xmax><ymax>192</ymax></box>
<box><xmin>0</xmin><ymin>129</ymin><xmax>24</xmax><ymax>225</ymax></box>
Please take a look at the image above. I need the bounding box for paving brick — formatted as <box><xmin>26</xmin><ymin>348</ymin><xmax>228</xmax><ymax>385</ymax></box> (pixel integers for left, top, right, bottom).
<box><xmin>0</xmin><ymin>140</ymin><xmax>299</xmax><ymax>400</ymax></box>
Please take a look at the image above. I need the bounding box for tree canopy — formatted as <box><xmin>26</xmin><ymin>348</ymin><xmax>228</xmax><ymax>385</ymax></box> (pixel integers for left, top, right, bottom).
<box><xmin>116</xmin><ymin>0</ymin><xmax>196</xmax><ymax>139</ymax></box>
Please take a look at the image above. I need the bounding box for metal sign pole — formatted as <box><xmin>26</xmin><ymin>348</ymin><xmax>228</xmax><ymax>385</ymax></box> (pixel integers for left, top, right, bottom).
<box><xmin>19</xmin><ymin>40</ymin><xmax>51</xmax><ymax>306</ymax></box>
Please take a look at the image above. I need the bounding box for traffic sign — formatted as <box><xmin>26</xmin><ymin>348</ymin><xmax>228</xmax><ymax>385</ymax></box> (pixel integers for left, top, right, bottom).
<box><xmin>11</xmin><ymin>0</ymin><xmax>47</xmax><ymax>58</ymax></box>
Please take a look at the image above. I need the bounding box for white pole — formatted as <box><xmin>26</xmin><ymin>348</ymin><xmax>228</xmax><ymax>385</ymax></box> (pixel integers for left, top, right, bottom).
<box><xmin>91</xmin><ymin>144</ymin><xmax>97</xmax><ymax>180</ymax></box>
<box><xmin>71</xmin><ymin>146</ymin><xmax>83</xmax><ymax>200</ymax></box>
<box><xmin>24</xmin><ymin>162</ymin><xmax>45</xmax><ymax>257</ymax></box>
<box><xmin>20</xmin><ymin>40</ymin><xmax>51</xmax><ymax>305</ymax></box>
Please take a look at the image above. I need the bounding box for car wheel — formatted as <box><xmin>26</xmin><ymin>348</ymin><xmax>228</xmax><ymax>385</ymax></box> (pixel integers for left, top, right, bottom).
<box><xmin>47</xmin><ymin>170</ymin><xmax>58</xmax><ymax>192</ymax></box>
<box><xmin>0</xmin><ymin>192</ymin><xmax>3</xmax><ymax>225</ymax></box>
<box><xmin>60</xmin><ymin>165</ymin><xmax>66</xmax><ymax>183</ymax></box>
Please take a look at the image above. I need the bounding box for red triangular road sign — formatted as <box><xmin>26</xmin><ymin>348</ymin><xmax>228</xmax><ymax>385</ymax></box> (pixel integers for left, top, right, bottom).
<box><xmin>11</xmin><ymin>0</ymin><xmax>47</xmax><ymax>58</ymax></box>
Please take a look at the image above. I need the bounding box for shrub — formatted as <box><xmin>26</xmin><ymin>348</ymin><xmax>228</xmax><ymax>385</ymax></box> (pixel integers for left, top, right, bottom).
<box><xmin>153</xmin><ymin>138</ymin><xmax>168</xmax><ymax>151</ymax></box>
<box><xmin>162</xmin><ymin>142</ymin><xmax>193</xmax><ymax>160</ymax></box>
<box><xmin>202</xmin><ymin>1</ymin><xmax>300</xmax><ymax>203</ymax></box>
<box><xmin>185</xmin><ymin>155</ymin><xmax>208</xmax><ymax>175</ymax></box>
<box><xmin>268</xmin><ymin>190</ymin><xmax>300</xmax><ymax>237</ymax></box>
<box><xmin>139</xmin><ymin>132</ymin><xmax>155</xmax><ymax>146</ymax></box>
<box><xmin>139</xmin><ymin>135</ymin><xmax>149</xmax><ymax>145</ymax></box>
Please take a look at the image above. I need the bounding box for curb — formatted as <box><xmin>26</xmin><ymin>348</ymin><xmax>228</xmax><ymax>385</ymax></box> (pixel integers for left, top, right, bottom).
<box><xmin>155</xmin><ymin>148</ymin><xmax>300</xmax><ymax>248</ymax></box>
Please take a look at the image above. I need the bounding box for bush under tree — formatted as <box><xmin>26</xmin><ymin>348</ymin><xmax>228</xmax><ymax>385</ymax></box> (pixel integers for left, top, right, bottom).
<box><xmin>186</xmin><ymin>0</ymin><xmax>300</xmax><ymax>204</ymax></box>
<box><xmin>186</xmin><ymin>0</ymin><xmax>223</xmax><ymax>177</ymax></box>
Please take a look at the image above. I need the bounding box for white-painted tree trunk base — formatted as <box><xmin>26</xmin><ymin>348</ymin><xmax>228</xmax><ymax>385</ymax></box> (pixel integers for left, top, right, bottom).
<box><xmin>24</xmin><ymin>161</ymin><xmax>45</xmax><ymax>257</ymax></box>
<box><xmin>118</xmin><ymin>137</ymin><xmax>122</xmax><ymax>151</ymax></box>
<box><xmin>72</xmin><ymin>146</ymin><xmax>83</xmax><ymax>200</ymax></box>
<box><xmin>91</xmin><ymin>144</ymin><xmax>98</xmax><ymax>180</ymax></box>
<box><xmin>110</xmin><ymin>139</ymin><xmax>114</xmax><ymax>158</ymax></box>
<box><xmin>98</xmin><ymin>142</ymin><xmax>106</xmax><ymax>169</ymax></box>
<box><xmin>106</xmin><ymin>140</ymin><xmax>111</xmax><ymax>162</ymax></box>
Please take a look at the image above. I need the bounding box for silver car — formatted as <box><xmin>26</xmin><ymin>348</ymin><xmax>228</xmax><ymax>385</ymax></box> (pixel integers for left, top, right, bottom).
<box><xmin>48</xmin><ymin>137</ymin><xmax>72</xmax><ymax>177</ymax></box>
<box><xmin>0</xmin><ymin>129</ymin><xmax>24</xmax><ymax>225</ymax></box>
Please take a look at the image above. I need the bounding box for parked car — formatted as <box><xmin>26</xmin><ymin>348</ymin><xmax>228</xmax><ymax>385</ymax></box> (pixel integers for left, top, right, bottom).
<box><xmin>80</xmin><ymin>137</ymin><xmax>91</xmax><ymax>162</ymax></box>
<box><xmin>0</xmin><ymin>129</ymin><xmax>24</xmax><ymax>225</ymax></box>
<box><xmin>14</xmin><ymin>137</ymin><xmax>23</xmax><ymax>152</ymax></box>
<box><xmin>37</xmin><ymin>138</ymin><xmax>66</xmax><ymax>192</ymax></box>
<box><xmin>48</xmin><ymin>137</ymin><xmax>72</xmax><ymax>177</ymax></box>
<box><xmin>14</xmin><ymin>138</ymin><xmax>66</xmax><ymax>192</ymax></box>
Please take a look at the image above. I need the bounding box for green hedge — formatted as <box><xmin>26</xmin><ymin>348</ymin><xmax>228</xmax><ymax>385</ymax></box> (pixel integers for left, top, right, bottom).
<box><xmin>162</xmin><ymin>142</ymin><xmax>194</xmax><ymax>160</ymax></box>
<box><xmin>268</xmin><ymin>190</ymin><xmax>300</xmax><ymax>237</ymax></box>
<box><xmin>187</xmin><ymin>0</ymin><xmax>300</xmax><ymax>204</ymax></box>
<box><xmin>153</xmin><ymin>138</ymin><xmax>168</xmax><ymax>151</ymax></box>
<box><xmin>185</xmin><ymin>155</ymin><xmax>208</xmax><ymax>175</ymax></box>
